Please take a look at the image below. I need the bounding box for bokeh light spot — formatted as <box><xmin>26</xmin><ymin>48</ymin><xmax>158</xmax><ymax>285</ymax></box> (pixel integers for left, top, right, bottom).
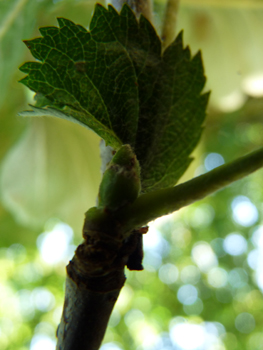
<box><xmin>189</xmin><ymin>204</ymin><xmax>215</xmax><ymax>229</ymax></box>
<box><xmin>180</xmin><ymin>265</ymin><xmax>200</xmax><ymax>285</ymax></box>
<box><xmin>108</xmin><ymin>309</ymin><xmax>121</xmax><ymax>328</ymax></box>
<box><xmin>124</xmin><ymin>309</ymin><xmax>144</xmax><ymax>327</ymax></box>
<box><xmin>252</xmin><ymin>226</ymin><xmax>263</xmax><ymax>248</ymax></box>
<box><xmin>143</xmin><ymin>226</ymin><xmax>161</xmax><ymax>250</ymax></box>
<box><xmin>192</xmin><ymin>242</ymin><xmax>218</xmax><ymax>272</ymax></box>
<box><xmin>137</xmin><ymin>323</ymin><xmax>159</xmax><ymax>347</ymax></box>
<box><xmin>31</xmin><ymin>287</ymin><xmax>55</xmax><ymax>312</ymax></box>
<box><xmin>170</xmin><ymin>323</ymin><xmax>205</xmax><ymax>350</ymax></box>
<box><xmin>222</xmin><ymin>333</ymin><xmax>238</xmax><ymax>350</ymax></box>
<box><xmin>228</xmin><ymin>268</ymin><xmax>248</xmax><ymax>289</ymax></box>
<box><xmin>247</xmin><ymin>332</ymin><xmax>263</xmax><ymax>350</ymax></box>
<box><xmin>218</xmin><ymin>90</ymin><xmax>246</xmax><ymax>113</ymax></box>
<box><xmin>18</xmin><ymin>289</ymin><xmax>35</xmax><ymax>319</ymax></box>
<box><xmin>242</xmin><ymin>73</ymin><xmax>263</xmax><ymax>97</ymax></box>
<box><xmin>177</xmin><ymin>284</ymin><xmax>198</xmax><ymax>305</ymax></box>
<box><xmin>204</xmin><ymin>153</ymin><xmax>225</xmax><ymax>171</ymax></box>
<box><xmin>231</xmin><ymin>196</ymin><xmax>258</xmax><ymax>227</ymax></box>
<box><xmin>30</xmin><ymin>335</ymin><xmax>56</xmax><ymax>350</ymax></box>
<box><xmin>247</xmin><ymin>249</ymin><xmax>259</xmax><ymax>270</ymax></box>
<box><xmin>223</xmin><ymin>233</ymin><xmax>247</xmax><ymax>256</ymax></box>
<box><xmin>100</xmin><ymin>343</ymin><xmax>123</xmax><ymax>350</ymax></box>
<box><xmin>6</xmin><ymin>243</ymin><xmax>26</xmax><ymax>262</ymax></box>
<box><xmin>34</xmin><ymin>322</ymin><xmax>56</xmax><ymax>338</ymax></box>
<box><xmin>235</xmin><ymin>313</ymin><xmax>255</xmax><ymax>334</ymax></box>
<box><xmin>159</xmin><ymin>263</ymin><xmax>179</xmax><ymax>284</ymax></box>
<box><xmin>210</xmin><ymin>238</ymin><xmax>226</xmax><ymax>258</ymax></box>
<box><xmin>207</xmin><ymin>267</ymin><xmax>228</xmax><ymax>288</ymax></box>
<box><xmin>183</xmin><ymin>298</ymin><xmax>203</xmax><ymax>315</ymax></box>
<box><xmin>37</xmin><ymin>222</ymin><xmax>74</xmax><ymax>265</ymax></box>
<box><xmin>144</xmin><ymin>251</ymin><xmax>162</xmax><ymax>271</ymax></box>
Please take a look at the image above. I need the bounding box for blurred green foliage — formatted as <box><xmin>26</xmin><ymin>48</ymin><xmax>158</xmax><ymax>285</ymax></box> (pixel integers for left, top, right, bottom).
<box><xmin>1</xmin><ymin>1</ymin><xmax>263</xmax><ymax>350</ymax></box>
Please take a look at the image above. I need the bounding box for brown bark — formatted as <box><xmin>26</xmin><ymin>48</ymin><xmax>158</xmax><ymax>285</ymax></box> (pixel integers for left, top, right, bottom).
<box><xmin>56</xmin><ymin>275</ymin><xmax>123</xmax><ymax>350</ymax></box>
<box><xmin>56</xmin><ymin>208</ymin><xmax>144</xmax><ymax>349</ymax></box>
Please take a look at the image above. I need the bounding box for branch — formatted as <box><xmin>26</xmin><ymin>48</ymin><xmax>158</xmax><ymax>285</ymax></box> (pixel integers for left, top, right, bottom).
<box><xmin>56</xmin><ymin>213</ymin><xmax>128</xmax><ymax>350</ymax></box>
<box><xmin>56</xmin><ymin>3</ymin><xmax>155</xmax><ymax>349</ymax></box>
<box><xmin>56</xmin><ymin>275</ymin><xmax>123</xmax><ymax>350</ymax></box>
<box><xmin>110</xmin><ymin>0</ymin><xmax>153</xmax><ymax>21</ymax></box>
<box><xmin>118</xmin><ymin>147</ymin><xmax>263</xmax><ymax>233</ymax></box>
<box><xmin>161</xmin><ymin>0</ymin><xmax>180</xmax><ymax>50</ymax></box>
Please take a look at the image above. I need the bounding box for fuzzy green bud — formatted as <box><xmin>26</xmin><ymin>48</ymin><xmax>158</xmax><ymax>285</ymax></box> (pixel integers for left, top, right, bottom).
<box><xmin>83</xmin><ymin>206</ymin><xmax>118</xmax><ymax>238</ymax></box>
<box><xmin>98</xmin><ymin>145</ymin><xmax>141</xmax><ymax>211</ymax></box>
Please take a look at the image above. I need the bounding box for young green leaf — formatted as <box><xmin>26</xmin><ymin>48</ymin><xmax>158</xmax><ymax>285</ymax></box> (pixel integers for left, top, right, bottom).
<box><xmin>19</xmin><ymin>3</ymin><xmax>208</xmax><ymax>191</ymax></box>
<box><xmin>19</xmin><ymin>4</ymin><xmax>161</xmax><ymax>149</ymax></box>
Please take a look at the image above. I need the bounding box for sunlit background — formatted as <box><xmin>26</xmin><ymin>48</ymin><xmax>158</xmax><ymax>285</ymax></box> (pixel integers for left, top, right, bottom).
<box><xmin>1</xmin><ymin>0</ymin><xmax>263</xmax><ymax>349</ymax></box>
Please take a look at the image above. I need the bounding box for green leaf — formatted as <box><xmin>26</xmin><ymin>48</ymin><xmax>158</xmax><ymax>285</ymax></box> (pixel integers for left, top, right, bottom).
<box><xmin>19</xmin><ymin>3</ymin><xmax>208</xmax><ymax>191</ymax></box>
<box><xmin>19</xmin><ymin>4</ymin><xmax>161</xmax><ymax>149</ymax></box>
<box><xmin>135</xmin><ymin>33</ymin><xmax>209</xmax><ymax>191</ymax></box>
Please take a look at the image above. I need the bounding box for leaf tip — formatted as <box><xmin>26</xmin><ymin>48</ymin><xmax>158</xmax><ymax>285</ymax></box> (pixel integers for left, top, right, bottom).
<box><xmin>202</xmin><ymin>90</ymin><xmax>211</xmax><ymax>104</ymax></box>
<box><xmin>177</xmin><ymin>29</ymin><xmax>184</xmax><ymax>40</ymax></box>
<box><xmin>108</xmin><ymin>3</ymin><xmax>119</xmax><ymax>14</ymax></box>
<box><xmin>23</xmin><ymin>40</ymin><xmax>32</xmax><ymax>49</ymax></box>
<box><xmin>90</xmin><ymin>3</ymin><xmax>108</xmax><ymax>30</ymax></box>
<box><xmin>19</xmin><ymin>62</ymin><xmax>28</xmax><ymax>74</ymax></box>
<box><xmin>57</xmin><ymin>17</ymin><xmax>71</xmax><ymax>28</ymax></box>
<box><xmin>121</xmin><ymin>3</ymin><xmax>134</xmax><ymax>15</ymax></box>
<box><xmin>192</xmin><ymin>50</ymin><xmax>203</xmax><ymax>64</ymax></box>
<box><xmin>18</xmin><ymin>76</ymin><xmax>28</xmax><ymax>87</ymax></box>
<box><xmin>94</xmin><ymin>2</ymin><xmax>108</xmax><ymax>15</ymax></box>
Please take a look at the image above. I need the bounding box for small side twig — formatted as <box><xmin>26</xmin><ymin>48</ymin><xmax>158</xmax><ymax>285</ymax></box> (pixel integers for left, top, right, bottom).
<box><xmin>118</xmin><ymin>147</ymin><xmax>263</xmax><ymax>233</ymax></box>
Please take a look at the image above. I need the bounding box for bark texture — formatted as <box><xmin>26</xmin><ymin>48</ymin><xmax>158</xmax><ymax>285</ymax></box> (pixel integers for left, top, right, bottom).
<box><xmin>56</xmin><ymin>208</ymin><xmax>144</xmax><ymax>349</ymax></box>
<box><xmin>56</xmin><ymin>214</ymin><xmax>126</xmax><ymax>349</ymax></box>
<box><xmin>56</xmin><ymin>276</ymin><xmax>122</xmax><ymax>350</ymax></box>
